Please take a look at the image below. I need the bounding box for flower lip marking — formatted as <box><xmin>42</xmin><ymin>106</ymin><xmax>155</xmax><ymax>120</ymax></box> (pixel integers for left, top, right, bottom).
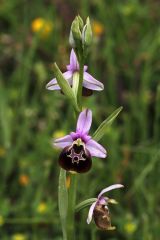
<box><xmin>67</xmin><ymin>143</ymin><xmax>86</xmax><ymax>164</ymax></box>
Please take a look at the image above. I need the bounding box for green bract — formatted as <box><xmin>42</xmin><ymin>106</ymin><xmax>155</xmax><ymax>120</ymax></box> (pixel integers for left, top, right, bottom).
<box><xmin>75</xmin><ymin>198</ymin><xmax>97</xmax><ymax>213</ymax></box>
<box><xmin>53</xmin><ymin>63</ymin><xmax>80</xmax><ymax>112</ymax></box>
<box><xmin>93</xmin><ymin>107</ymin><xmax>123</xmax><ymax>142</ymax></box>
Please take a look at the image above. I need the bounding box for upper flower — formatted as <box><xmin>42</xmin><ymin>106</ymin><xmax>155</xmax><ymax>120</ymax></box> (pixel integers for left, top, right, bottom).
<box><xmin>87</xmin><ymin>184</ymin><xmax>124</xmax><ymax>230</ymax></box>
<box><xmin>46</xmin><ymin>49</ymin><xmax>104</xmax><ymax>96</ymax></box>
<box><xmin>54</xmin><ymin>109</ymin><xmax>107</xmax><ymax>173</ymax></box>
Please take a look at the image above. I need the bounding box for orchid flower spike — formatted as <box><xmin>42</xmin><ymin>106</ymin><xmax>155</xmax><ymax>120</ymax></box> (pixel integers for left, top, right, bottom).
<box><xmin>46</xmin><ymin>49</ymin><xmax>104</xmax><ymax>96</ymax></box>
<box><xmin>54</xmin><ymin>109</ymin><xmax>107</xmax><ymax>173</ymax></box>
<box><xmin>87</xmin><ymin>184</ymin><xmax>124</xmax><ymax>230</ymax></box>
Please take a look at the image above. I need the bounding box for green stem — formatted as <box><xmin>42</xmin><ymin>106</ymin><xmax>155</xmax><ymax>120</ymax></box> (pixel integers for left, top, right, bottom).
<box><xmin>58</xmin><ymin>169</ymin><xmax>68</xmax><ymax>240</ymax></box>
<box><xmin>67</xmin><ymin>173</ymin><xmax>78</xmax><ymax>240</ymax></box>
<box><xmin>66</xmin><ymin>55</ymin><xmax>83</xmax><ymax>239</ymax></box>
<box><xmin>77</xmin><ymin>57</ymin><xmax>84</xmax><ymax>110</ymax></box>
<box><xmin>58</xmin><ymin>54</ymin><xmax>82</xmax><ymax>240</ymax></box>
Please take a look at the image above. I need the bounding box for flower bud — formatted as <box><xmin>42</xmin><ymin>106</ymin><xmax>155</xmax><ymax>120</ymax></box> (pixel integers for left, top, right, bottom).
<box><xmin>70</xmin><ymin>17</ymin><xmax>82</xmax><ymax>42</ymax></box>
<box><xmin>82</xmin><ymin>17</ymin><xmax>92</xmax><ymax>47</ymax></box>
<box><xmin>69</xmin><ymin>30</ymin><xmax>76</xmax><ymax>48</ymax></box>
<box><xmin>69</xmin><ymin>16</ymin><xmax>93</xmax><ymax>57</ymax></box>
<box><xmin>77</xmin><ymin>15</ymin><xmax>84</xmax><ymax>31</ymax></box>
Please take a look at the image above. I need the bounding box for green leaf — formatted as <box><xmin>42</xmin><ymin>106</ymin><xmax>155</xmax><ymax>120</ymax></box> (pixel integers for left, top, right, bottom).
<box><xmin>92</xmin><ymin>106</ymin><xmax>123</xmax><ymax>142</ymax></box>
<box><xmin>75</xmin><ymin>198</ymin><xmax>97</xmax><ymax>213</ymax></box>
<box><xmin>53</xmin><ymin>63</ymin><xmax>80</xmax><ymax>113</ymax></box>
<box><xmin>58</xmin><ymin>169</ymin><xmax>68</xmax><ymax>240</ymax></box>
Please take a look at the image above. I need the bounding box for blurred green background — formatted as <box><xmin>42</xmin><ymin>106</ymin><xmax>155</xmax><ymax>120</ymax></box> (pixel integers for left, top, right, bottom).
<box><xmin>0</xmin><ymin>0</ymin><xmax>160</xmax><ymax>239</ymax></box>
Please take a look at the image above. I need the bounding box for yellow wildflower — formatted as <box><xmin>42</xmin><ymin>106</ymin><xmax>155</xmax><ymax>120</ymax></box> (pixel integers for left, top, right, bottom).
<box><xmin>19</xmin><ymin>174</ymin><xmax>29</xmax><ymax>186</ymax></box>
<box><xmin>12</xmin><ymin>233</ymin><xmax>27</xmax><ymax>240</ymax></box>
<box><xmin>124</xmin><ymin>221</ymin><xmax>137</xmax><ymax>234</ymax></box>
<box><xmin>92</xmin><ymin>20</ymin><xmax>104</xmax><ymax>37</ymax></box>
<box><xmin>31</xmin><ymin>18</ymin><xmax>53</xmax><ymax>38</ymax></box>
<box><xmin>37</xmin><ymin>202</ymin><xmax>47</xmax><ymax>214</ymax></box>
<box><xmin>0</xmin><ymin>147</ymin><xmax>6</xmax><ymax>157</ymax></box>
<box><xmin>53</xmin><ymin>130</ymin><xmax>66</xmax><ymax>139</ymax></box>
<box><xmin>0</xmin><ymin>216</ymin><xmax>4</xmax><ymax>226</ymax></box>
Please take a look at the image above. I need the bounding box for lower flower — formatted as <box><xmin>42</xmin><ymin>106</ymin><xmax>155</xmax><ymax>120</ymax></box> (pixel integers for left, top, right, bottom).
<box><xmin>87</xmin><ymin>184</ymin><xmax>124</xmax><ymax>230</ymax></box>
<box><xmin>54</xmin><ymin>109</ymin><xmax>107</xmax><ymax>173</ymax></box>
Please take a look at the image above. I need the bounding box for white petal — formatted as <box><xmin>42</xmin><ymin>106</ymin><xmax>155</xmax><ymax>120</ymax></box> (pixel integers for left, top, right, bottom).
<box><xmin>98</xmin><ymin>184</ymin><xmax>124</xmax><ymax>199</ymax></box>
<box><xmin>54</xmin><ymin>135</ymin><xmax>73</xmax><ymax>148</ymax></box>
<box><xmin>70</xmin><ymin>49</ymin><xmax>78</xmax><ymax>70</ymax></box>
<box><xmin>86</xmin><ymin>139</ymin><xmax>107</xmax><ymax>158</ymax></box>
<box><xmin>63</xmin><ymin>71</ymin><xmax>73</xmax><ymax>84</ymax></box>
<box><xmin>87</xmin><ymin>201</ymin><xmax>97</xmax><ymax>224</ymax></box>
<box><xmin>83</xmin><ymin>72</ymin><xmax>104</xmax><ymax>91</ymax></box>
<box><xmin>46</xmin><ymin>78</ymin><xmax>61</xmax><ymax>90</ymax></box>
<box><xmin>76</xmin><ymin>109</ymin><xmax>92</xmax><ymax>134</ymax></box>
<box><xmin>46</xmin><ymin>71</ymin><xmax>72</xmax><ymax>90</ymax></box>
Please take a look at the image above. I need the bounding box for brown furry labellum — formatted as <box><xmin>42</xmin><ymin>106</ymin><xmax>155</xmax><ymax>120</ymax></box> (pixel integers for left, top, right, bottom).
<box><xmin>93</xmin><ymin>204</ymin><xmax>115</xmax><ymax>231</ymax></box>
<box><xmin>59</xmin><ymin>143</ymin><xmax>92</xmax><ymax>173</ymax></box>
<box><xmin>82</xmin><ymin>87</ymin><xmax>93</xmax><ymax>97</ymax></box>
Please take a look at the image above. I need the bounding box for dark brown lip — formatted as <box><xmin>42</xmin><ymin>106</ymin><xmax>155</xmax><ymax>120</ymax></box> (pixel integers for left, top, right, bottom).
<box><xmin>58</xmin><ymin>145</ymin><xmax>92</xmax><ymax>173</ymax></box>
<box><xmin>82</xmin><ymin>87</ymin><xmax>93</xmax><ymax>97</ymax></box>
<box><xmin>61</xmin><ymin>87</ymin><xmax>93</xmax><ymax>97</ymax></box>
<box><xmin>93</xmin><ymin>204</ymin><xmax>113</xmax><ymax>230</ymax></box>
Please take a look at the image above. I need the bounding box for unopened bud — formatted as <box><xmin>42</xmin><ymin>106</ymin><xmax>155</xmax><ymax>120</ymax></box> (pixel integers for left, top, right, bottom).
<box><xmin>69</xmin><ymin>31</ymin><xmax>76</xmax><ymax>48</ymax></box>
<box><xmin>77</xmin><ymin>15</ymin><xmax>84</xmax><ymax>31</ymax></box>
<box><xmin>82</xmin><ymin>17</ymin><xmax>92</xmax><ymax>47</ymax></box>
<box><xmin>71</xmin><ymin>17</ymin><xmax>82</xmax><ymax>41</ymax></box>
